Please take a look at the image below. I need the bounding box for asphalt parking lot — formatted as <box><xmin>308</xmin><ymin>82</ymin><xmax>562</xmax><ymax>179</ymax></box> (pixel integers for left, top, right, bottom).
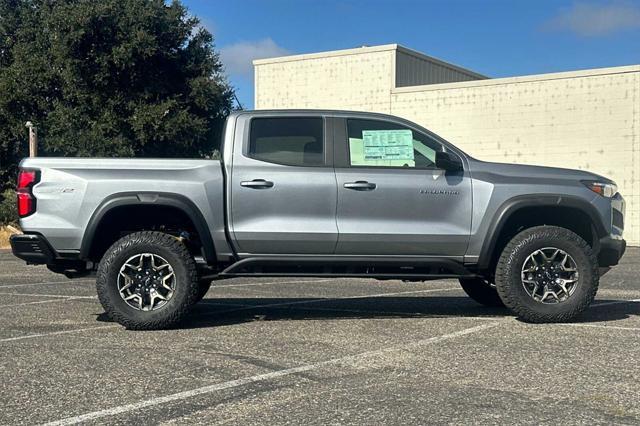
<box><xmin>0</xmin><ymin>249</ymin><xmax>638</xmax><ymax>425</ymax></box>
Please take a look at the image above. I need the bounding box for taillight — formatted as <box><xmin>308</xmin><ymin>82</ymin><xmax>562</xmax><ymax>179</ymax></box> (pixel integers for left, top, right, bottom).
<box><xmin>16</xmin><ymin>169</ymin><xmax>40</xmax><ymax>217</ymax></box>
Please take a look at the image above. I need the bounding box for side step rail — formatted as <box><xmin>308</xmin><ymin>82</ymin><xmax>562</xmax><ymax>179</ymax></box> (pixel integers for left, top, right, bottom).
<box><xmin>206</xmin><ymin>256</ymin><xmax>478</xmax><ymax>280</ymax></box>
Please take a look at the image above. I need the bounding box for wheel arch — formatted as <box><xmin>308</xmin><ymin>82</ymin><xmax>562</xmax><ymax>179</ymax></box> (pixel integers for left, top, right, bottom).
<box><xmin>477</xmin><ymin>194</ymin><xmax>608</xmax><ymax>271</ymax></box>
<box><xmin>80</xmin><ymin>192</ymin><xmax>216</xmax><ymax>264</ymax></box>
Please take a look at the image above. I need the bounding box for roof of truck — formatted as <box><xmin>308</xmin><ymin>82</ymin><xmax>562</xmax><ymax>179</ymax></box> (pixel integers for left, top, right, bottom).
<box><xmin>229</xmin><ymin>109</ymin><xmax>407</xmax><ymax>120</ymax></box>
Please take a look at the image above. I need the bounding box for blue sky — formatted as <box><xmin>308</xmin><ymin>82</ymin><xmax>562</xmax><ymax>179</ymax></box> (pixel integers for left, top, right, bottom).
<box><xmin>182</xmin><ymin>0</ymin><xmax>640</xmax><ymax>108</ymax></box>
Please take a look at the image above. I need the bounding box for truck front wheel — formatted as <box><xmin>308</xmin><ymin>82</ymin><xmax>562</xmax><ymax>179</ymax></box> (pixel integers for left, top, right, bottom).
<box><xmin>495</xmin><ymin>225</ymin><xmax>599</xmax><ymax>323</ymax></box>
<box><xmin>96</xmin><ymin>231</ymin><xmax>199</xmax><ymax>330</ymax></box>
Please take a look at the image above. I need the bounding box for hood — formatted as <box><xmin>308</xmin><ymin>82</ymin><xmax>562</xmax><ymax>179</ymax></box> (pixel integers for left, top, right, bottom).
<box><xmin>467</xmin><ymin>159</ymin><xmax>614</xmax><ymax>184</ymax></box>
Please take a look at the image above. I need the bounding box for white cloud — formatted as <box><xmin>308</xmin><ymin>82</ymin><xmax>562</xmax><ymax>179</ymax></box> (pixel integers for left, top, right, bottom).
<box><xmin>220</xmin><ymin>38</ymin><xmax>291</xmax><ymax>78</ymax></box>
<box><xmin>544</xmin><ymin>1</ymin><xmax>640</xmax><ymax>36</ymax></box>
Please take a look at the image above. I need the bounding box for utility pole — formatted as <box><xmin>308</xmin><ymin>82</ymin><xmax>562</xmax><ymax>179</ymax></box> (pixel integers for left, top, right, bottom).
<box><xmin>25</xmin><ymin>121</ymin><xmax>37</xmax><ymax>157</ymax></box>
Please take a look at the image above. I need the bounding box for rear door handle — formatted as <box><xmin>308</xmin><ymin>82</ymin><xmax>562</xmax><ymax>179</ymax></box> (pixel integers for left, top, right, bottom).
<box><xmin>240</xmin><ymin>179</ymin><xmax>274</xmax><ymax>189</ymax></box>
<box><xmin>344</xmin><ymin>181</ymin><xmax>376</xmax><ymax>191</ymax></box>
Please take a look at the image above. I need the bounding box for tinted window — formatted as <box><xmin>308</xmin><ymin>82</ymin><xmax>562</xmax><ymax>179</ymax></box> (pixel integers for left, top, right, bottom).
<box><xmin>347</xmin><ymin>119</ymin><xmax>443</xmax><ymax>169</ymax></box>
<box><xmin>249</xmin><ymin>117</ymin><xmax>324</xmax><ymax>166</ymax></box>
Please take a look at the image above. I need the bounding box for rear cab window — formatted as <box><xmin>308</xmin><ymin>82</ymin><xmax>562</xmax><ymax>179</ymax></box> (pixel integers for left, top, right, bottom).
<box><xmin>347</xmin><ymin>118</ymin><xmax>444</xmax><ymax>169</ymax></box>
<box><xmin>249</xmin><ymin>117</ymin><xmax>324</xmax><ymax>166</ymax></box>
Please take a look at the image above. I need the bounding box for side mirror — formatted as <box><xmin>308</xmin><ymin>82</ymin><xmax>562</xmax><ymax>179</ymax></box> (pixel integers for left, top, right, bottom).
<box><xmin>435</xmin><ymin>151</ymin><xmax>463</xmax><ymax>172</ymax></box>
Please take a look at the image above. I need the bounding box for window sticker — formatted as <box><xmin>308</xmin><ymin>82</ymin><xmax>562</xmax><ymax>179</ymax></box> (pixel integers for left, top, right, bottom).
<box><xmin>363</xmin><ymin>129</ymin><xmax>414</xmax><ymax>160</ymax></box>
<box><xmin>349</xmin><ymin>129</ymin><xmax>416</xmax><ymax>167</ymax></box>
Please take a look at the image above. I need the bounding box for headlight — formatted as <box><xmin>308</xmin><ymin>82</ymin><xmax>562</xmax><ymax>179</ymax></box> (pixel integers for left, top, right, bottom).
<box><xmin>582</xmin><ymin>180</ymin><xmax>618</xmax><ymax>198</ymax></box>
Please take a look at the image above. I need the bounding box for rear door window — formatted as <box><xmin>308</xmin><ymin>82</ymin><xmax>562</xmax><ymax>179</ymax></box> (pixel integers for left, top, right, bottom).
<box><xmin>249</xmin><ymin>117</ymin><xmax>324</xmax><ymax>166</ymax></box>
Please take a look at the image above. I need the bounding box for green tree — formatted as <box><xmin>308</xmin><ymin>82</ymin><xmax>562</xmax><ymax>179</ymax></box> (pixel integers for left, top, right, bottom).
<box><xmin>0</xmin><ymin>0</ymin><xmax>234</xmax><ymax>188</ymax></box>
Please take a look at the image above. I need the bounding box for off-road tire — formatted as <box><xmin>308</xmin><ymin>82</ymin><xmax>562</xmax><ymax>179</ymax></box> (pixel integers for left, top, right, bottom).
<box><xmin>459</xmin><ymin>277</ymin><xmax>505</xmax><ymax>307</ymax></box>
<box><xmin>495</xmin><ymin>225</ymin><xmax>598</xmax><ymax>323</ymax></box>
<box><xmin>96</xmin><ymin>231</ymin><xmax>199</xmax><ymax>330</ymax></box>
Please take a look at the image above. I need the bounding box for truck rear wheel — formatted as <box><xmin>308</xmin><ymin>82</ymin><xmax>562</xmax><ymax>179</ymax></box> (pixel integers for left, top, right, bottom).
<box><xmin>495</xmin><ymin>225</ymin><xmax>598</xmax><ymax>323</ymax></box>
<box><xmin>96</xmin><ymin>231</ymin><xmax>199</xmax><ymax>330</ymax></box>
<box><xmin>458</xmin><ymin>277</ymin><xmax>504</xmax><ymax>307</ymax></box>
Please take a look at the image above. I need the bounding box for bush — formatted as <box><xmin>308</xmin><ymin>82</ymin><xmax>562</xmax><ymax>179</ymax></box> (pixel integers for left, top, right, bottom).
<box><xmin>0</xmin><ymin>189</ymin><xmax>17</xmax><ymax>226</ymax></box>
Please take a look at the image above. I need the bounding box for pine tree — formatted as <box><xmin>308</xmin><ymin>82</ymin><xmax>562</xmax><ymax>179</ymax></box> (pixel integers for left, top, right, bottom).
<box><xmin>0</xmin><ymin>0</ymin><xmax>234</xmax><ymax>188</ymax></box>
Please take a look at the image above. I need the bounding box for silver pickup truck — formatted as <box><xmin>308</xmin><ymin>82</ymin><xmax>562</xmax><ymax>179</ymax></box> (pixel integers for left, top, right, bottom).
<box><xmin>11</xmin><ymin>110</ymin><xmax>626</xmax><ymax>329</ymax></box>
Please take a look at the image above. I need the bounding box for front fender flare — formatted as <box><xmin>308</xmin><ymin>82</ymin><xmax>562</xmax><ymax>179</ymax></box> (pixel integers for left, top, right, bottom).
<box><xmin>477</xmin><ymin>194</ymin><xmax>608</xmax><ymax>270</ymax></box>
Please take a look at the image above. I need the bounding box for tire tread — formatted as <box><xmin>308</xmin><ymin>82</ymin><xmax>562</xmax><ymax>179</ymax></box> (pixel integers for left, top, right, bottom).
<box><xmin>96</xmin><ymin>231</ymin><xmax>199</xmax><ymax>330</ymax></box>
<box><xmin>495</xmin><ymin>225</ymin><xmax>598</xmax><ymax>323</ymax></box>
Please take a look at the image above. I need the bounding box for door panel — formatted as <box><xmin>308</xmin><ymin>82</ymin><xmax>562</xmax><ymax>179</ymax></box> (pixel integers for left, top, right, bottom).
<box><xmin>333</xmin><ymin>117</ymin><xmax>472</xmax><ymax>256</ymax></box>
<box><xmin>335</xmin><ymin>168</ymin><xmax>471</xmax><ymax>255</ymax></box>
<box><xmin>230</xmin><ymin>115</ymin><xmax>338</xmax><ymax>255</ymax></box>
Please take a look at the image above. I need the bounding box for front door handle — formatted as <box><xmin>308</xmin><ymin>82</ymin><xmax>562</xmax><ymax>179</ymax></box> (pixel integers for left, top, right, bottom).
<box><xmin>240</xmin><ymin>179</ymin><xmax>274</xmax><ymax>189</ymax></box>
<box><xmin>344</xmin><ymin>181</ymin><xmax>376</xmax><ymax>191</ymax></box>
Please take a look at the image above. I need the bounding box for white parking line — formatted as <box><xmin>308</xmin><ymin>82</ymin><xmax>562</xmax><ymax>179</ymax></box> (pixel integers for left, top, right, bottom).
<box><xmin>0</xmin><ymin>279</ymin><xmax>94</xmax><ymax>288</ymax></box>
<box><xmin>591</xmin><ymin>298</ymin><xmax>640</xmax><ymax>308</ymax></box>
<box><xmin>564</xmin><ymin>323</ymin><xmax>640</xmax><ymax>332</ymax></box>
<box><xmin>0</xmin><ymin>292</ymin><xmax>96</xmax><ymax>299</ymax></box>
<box><xmin>43</xmin><ymin>322</ymin><xmax>500</xmax><ymax>425</ymax></box>
<box><xmin>0</xmin><ymin>298</ymin><xmax>87</xmax><ymax>308</ymax></box>
<box><xmin>0</xmin><ymin>325</ymin><xmax>119</xmax><ymax>343</ymax></box>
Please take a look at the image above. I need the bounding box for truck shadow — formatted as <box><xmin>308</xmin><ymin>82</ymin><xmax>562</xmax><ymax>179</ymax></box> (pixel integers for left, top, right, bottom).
<box><xmin>167</xmin><ymin>296</ymin><xmax>639</xmax><ymax>329</ymax></box>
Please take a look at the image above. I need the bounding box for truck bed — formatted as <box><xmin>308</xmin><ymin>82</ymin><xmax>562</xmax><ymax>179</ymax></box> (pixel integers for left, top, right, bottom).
<box><xmin>18</xmin><ymin>157</ymin><xmax>227</xmax><ymax>256</ymax></box>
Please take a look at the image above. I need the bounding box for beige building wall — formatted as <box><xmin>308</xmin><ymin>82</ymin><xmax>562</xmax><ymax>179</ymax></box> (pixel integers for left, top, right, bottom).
<box><xmin>255</xmin><ymin>45</ymin><xmax>396</xmax><ymax>113</ymax></box>
<box><xmin>254</xmin><ymin>46</ymin><xmax>640</xmax><ymax>246</ymax></box>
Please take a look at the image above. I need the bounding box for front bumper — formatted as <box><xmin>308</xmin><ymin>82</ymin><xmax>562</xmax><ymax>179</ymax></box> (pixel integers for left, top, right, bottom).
<box><xmin>598</xmin><ymin>236</ymin><xmax>626</xmax><ymax>267</ymax></box>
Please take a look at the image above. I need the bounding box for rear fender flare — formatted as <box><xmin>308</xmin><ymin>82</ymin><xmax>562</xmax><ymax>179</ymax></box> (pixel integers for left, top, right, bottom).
<box><xmin>80</xmin><ymin>192</ymin><xmax>216</xmax><ymax>264</ymax></box>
